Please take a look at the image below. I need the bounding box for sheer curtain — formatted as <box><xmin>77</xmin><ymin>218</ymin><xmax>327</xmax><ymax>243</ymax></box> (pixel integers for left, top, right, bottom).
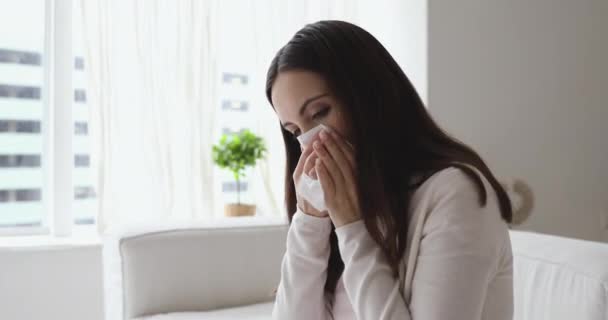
<box><xmin>79</xmin><ymin>0</ymin><xmax>424</xmax><ymax>233</ymax></box>
<box><xmin>80</xmin><ymin>0</ymin><xmax>219</xmax><ymax>233</ymax></box>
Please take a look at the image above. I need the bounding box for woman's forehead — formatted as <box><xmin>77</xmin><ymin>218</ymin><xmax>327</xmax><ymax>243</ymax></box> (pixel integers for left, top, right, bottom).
<box><xmin>271</xmin><ymin>70</ymin><xmax>329</xmax><ymax>113</ymax></box>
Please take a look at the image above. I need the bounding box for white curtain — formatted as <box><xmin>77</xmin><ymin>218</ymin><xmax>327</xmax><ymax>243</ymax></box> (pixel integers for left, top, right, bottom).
<box><xmin>80</xmin><ymin>0</ymin><xmax>219</xmax><ymax>233</ymax></box>
<box><xmin>79</xmin><ymin>0</ymin><xmax>421</xmax><ymax>233</ymax></box>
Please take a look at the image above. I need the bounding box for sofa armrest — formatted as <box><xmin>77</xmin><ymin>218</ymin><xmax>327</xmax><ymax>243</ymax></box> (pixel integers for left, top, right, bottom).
<box><xmin>103</xmin><ymin>218</ymin><xmax>288</xmax><ymax>319</ymax></box>
<box><xmin>510</xmin><ymin>230</ymin><xmax>608</xmax><ymax>320</ymax></box>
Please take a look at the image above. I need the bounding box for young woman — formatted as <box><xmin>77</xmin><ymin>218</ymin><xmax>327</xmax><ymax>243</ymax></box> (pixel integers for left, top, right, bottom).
<box><xmin>267</xmin><ymin>20</ymin><xmax>513</xmax><ymax>320</ymax></box>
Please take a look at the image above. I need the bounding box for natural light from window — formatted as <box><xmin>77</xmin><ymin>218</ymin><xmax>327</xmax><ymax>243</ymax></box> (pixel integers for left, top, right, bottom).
<box><xmin>0</xmin><ymin>0</ymin><xmax>96</xmax><ymax>234</ymax></box>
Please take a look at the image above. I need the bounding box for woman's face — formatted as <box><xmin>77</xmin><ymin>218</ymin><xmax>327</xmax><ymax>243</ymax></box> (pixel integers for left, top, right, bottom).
<box><xmin>271</xmin><ymin>70</ymin><xmax>352</xmax><ymax>146</ymax></box>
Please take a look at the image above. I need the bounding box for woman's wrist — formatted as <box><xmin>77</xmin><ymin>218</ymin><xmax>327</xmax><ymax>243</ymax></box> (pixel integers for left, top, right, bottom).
<box><xmin>297</xmin><ymin>203</ymin><xmax>329</xmax><ymax>218</ymax></box>
<box><xmin>293</xmin><ymin>206</ymin><xmax>332</xmax><ymax>233</ymax></box>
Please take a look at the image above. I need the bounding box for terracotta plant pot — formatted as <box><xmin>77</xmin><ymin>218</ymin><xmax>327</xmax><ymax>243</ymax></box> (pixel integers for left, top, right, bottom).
<box><xmin>224</xmin><ymin>203</ymin><xmax>256</xmax><ymax>217</ymax></box>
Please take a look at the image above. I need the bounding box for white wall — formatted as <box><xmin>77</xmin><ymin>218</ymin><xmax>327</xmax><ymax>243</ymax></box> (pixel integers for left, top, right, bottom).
<box><xmin>428</xmin><ymin>0</ymin><xmax>608</xmax><ymax>242</ymax></box>
<box><xmin>0</xmin><ymin>245</ymin><xmax>104</xmax><ymax>320</ymax></box>
<box><xmin>357</xmin><ymin>0</ymin><xmax>428</xmax><ymax>103</ymax></box>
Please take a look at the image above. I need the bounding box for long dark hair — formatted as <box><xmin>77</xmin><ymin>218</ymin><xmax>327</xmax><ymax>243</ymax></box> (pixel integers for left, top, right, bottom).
<box><xmin>266</xmin><ymin>20</ymin><xmax>512</xmax><ymax>296</ymax></box>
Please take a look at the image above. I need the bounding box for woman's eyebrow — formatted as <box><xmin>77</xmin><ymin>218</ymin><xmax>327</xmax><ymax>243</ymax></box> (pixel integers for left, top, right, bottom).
<box><xmin>280</xmin><ymin>92</ymin><xmax>329</xmax><ymax>129</ymax></box>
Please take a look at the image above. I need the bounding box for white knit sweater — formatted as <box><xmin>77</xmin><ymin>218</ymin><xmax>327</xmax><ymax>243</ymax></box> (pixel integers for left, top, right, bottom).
<box><xmin>272</xmin><ymin>167</ymin><xmax>514</xmax><ymax>320</ymax></box>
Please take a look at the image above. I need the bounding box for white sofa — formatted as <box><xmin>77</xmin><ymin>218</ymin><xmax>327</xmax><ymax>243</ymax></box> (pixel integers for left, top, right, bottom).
<box><xmin>103</xmin><ymin>220</ymin><xmax>608</xmax><ymax>320</ymax></box>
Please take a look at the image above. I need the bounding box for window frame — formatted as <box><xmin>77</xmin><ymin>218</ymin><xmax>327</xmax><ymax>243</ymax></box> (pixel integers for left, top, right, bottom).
<box><xmin>0</xmin><ymin>0</ymin><xmax>77</xmax><ymax>237</ymax></box>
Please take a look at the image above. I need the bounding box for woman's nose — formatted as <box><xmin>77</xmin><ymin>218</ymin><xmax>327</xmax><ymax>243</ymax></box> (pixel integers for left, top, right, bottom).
<box><xmin>297</xmin><ymin>123</ymin><xmax>327</xmax><ymax>150</ymax></box>
<box><xmin>300</xmin><ymin>123</ymin><xmax>319</xmax><ymax>136</ymax></box>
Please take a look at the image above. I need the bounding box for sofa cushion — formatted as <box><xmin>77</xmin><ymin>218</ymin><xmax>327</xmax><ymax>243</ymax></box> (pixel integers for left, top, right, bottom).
<box><xmin>133</xmin><ymin>302</ymin><xmax>273</xmax><ymax>320</ymax></box>
<box><xmin>117</xmin><ymin>221</ymin><xmax>287</xmax><ymax>319</ymax></box>
<box><xmin>510</xmin><ymin>230</ymin><xmax>608</xmax><ymax>320</ymax></box>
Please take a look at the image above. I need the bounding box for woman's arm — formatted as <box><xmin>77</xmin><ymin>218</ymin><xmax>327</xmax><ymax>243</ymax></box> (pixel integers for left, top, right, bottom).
<box><xmin>335</xmin><ymin>219</ymin><xmax>412</xmax><ymax>320</ymax></box>
<box><xmin>272</xmin><ymin>208</ymin><xmax>333</xmax><ymax>320</ymax></box>
<box><xmin>335</xmin><ymin>169</ymin><xmax>510</xmax><ymax>320</ymax></box>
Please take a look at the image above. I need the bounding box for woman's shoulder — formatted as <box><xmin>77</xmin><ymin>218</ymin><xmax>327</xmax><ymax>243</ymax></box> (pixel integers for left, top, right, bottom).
<box><xmin>411</xmin><ymin>165</ymin><xmax>492</xmax><ymax>203</ymax></box>
<box><xmin>406</xmin><ymin>166</ymin><xmax>512</xmax><ymax>288</ymax></box>
<box><xmin>409</xmin><ymin>164</ymin><xmax>504</xmax><ymax>230</ymax></box>
<box><xmin>409</xmin><ymin>165</ymin><xmax>510</xmax><ymax>253</ymax></box>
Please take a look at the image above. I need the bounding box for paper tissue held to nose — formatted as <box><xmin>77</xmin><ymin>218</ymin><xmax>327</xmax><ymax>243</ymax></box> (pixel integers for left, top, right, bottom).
<box><xmin>295</xmin><ymin>124</ymin><xmax>331</xmax><ymax>212</ymax></box>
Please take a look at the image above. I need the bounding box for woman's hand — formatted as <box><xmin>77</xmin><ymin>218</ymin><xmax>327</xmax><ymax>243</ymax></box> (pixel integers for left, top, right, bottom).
<box><xmin>293</xmin><ymin>143</ymin><xmax>329</xmax><ymax>218</ymax></box>
<box><xmin>313</xmin><ymin>130</ymin><xmax>361</xmax><ymax>227</ymax></box>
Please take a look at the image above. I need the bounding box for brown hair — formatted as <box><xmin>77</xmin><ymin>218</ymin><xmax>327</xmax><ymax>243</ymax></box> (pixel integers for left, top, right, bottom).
<box><xmin>266</xmin><ymin>20</ymin><xmax>512</xmax><ymax>298</ymax></box>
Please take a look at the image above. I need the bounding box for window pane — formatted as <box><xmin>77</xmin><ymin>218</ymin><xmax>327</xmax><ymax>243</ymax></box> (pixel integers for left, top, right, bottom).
<box><xmin>0</xmin><ymin>0</ymin><xmax>46</xmax><ymax>228</ymax></box>
<box><xmin>72</xmin><ymin>0</ymin><xmax>97</xmax><ymax>225</ymax></box>
<box><xmin>215</xmin><ymin>0</ymin><xmax>265</xmax><ymax>211</ymax></box>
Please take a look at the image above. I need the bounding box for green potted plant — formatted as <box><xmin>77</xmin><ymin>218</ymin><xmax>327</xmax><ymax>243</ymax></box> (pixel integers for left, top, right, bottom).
<box><xmin>212</xmin><ymin>129</ymin><xmax>267</xmax><ymax>216</ymax></box>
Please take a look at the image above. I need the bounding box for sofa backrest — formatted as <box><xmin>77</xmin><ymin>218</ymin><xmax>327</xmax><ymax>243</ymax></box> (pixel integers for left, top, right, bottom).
<box><xmin>116</xmin><ymin>221</ymin><xmax>288</xmax><ymax>319</ymax></box>
<box><xmin>510</xmin><ymin>230</ymin><xmax>608</xmax><ymax>320</ymax></box>
<box><xmin>110</xmin><ymin>224</ymin><xmax>608</xmax><ymax>319</ymax></box>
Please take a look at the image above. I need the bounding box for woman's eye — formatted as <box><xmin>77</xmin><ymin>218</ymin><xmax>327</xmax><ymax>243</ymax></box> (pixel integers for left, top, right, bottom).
<box><xmin>312</xmin><ymin>107</ymin><xmax>330</xmax><ymax>121</ymax></box>
<box><xmin>288</xmin><ymin>107</ymin><xmax>330</xmax><ymax>138</ymax></box>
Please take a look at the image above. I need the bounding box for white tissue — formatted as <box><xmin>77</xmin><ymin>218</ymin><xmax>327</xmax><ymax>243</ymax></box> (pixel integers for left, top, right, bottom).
<box><xmin>296</xmin><ymin>123</ymin><xmax>331</xmax><ymax>147</ymax></box>
<box><xmin>295</xmin><ymin>124</ymin><xmax>331</xmax><ymax>212</ymax></box>
<box><xmin>297</xmin><ymin>173</ymin><xmax>327</xmax><ymax>212</ymax></box>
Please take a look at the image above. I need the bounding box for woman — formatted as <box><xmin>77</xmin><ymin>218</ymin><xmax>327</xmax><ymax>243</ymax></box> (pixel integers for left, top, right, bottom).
<box><xmin>267</xmin><ymin>20</ymin><xmax>513</xmax><ymax>320</ymax></box>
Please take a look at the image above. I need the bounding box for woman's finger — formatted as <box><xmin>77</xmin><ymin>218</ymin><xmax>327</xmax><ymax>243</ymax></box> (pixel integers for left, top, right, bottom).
<box><xmin>314</xmin><ymin>140</ymin><xmax>345</xmax><ymax>188</ymax></box>
<box><xmin>329</xmin><ymin>130</ymin><xmax>356</xmax><ymax>170</ymax></box>
<box><xmin>315</xmin><ymin>158</ymin><xmax>335</xmax><ymax>198</ymax></box>
<box><xmin>293</xmin><ymin>145</ymin><xmax>314</xmax><ymax>180</ymax></box>
<box><xmin>327</xmin><ymin>131</ymin><xmax>360</xmax><ymax>202</ymax></box>
<box><xmin>303</xmin><ymin>151</ymin><xmax>318</xmax><ymax>179</ymax></box>
<box><xmin>319</xmin><ymin>131</ymin><xmax>353</xmax><ymax>187</ymax></box>
<box><xmin>321</xmin><ymin>132</ymin><xmax>359</xmax><ymax>202</ymax></box>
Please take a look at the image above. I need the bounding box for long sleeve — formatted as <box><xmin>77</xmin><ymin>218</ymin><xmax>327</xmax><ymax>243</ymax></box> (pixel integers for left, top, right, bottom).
<box><xmin>272</xmin><ymin>208</ymin><xmax>333</xmax><ymax>320</ymax></box>
<box><xmin>335</xmin><ymin>219</ymin><xmax>412</xmax><ymax>320</ymax></box>
<box><xmin>335</xmin><ymin>168</ymin><xmax>512</xmax><ymax>320</ymax></box>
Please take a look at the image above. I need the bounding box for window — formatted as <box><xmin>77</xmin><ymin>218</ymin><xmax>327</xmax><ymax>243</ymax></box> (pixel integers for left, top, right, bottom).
<box><xmin>0</xmin><ymin>0</ymin><xmax>47</xmax><ymax>231</ymax></box>
<box><xmin>215</xmin><ymin>0</ymin><xmax>258</xmax><ymax>207</ymax></box>
<box><xmin>0</xmin><ymin>0</ymin><xmax>96</xmax><ymax>235</ymax></box>
<box><xmin>72</xmin><ymin>0</ymin><xmax>96</xmax><ymax>226</ymax></box>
